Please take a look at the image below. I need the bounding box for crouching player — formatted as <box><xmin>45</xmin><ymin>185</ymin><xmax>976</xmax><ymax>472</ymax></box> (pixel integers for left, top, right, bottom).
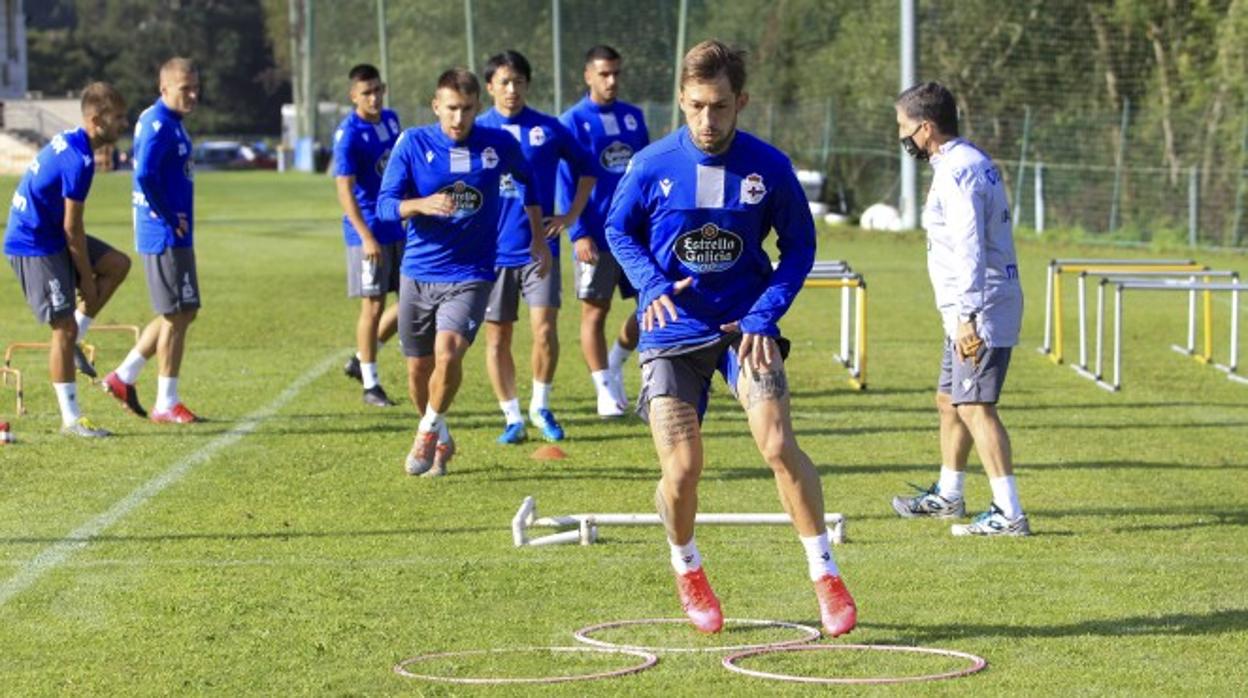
<box><xmin>605</xmin><ymin>41</ymin><xmax>856</xmax><ymax>636</ymax></box>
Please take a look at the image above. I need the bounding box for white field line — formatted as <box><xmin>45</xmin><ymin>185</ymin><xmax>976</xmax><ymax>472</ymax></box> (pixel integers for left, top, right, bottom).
<box><xmin>0</xmin><ymin>351</ymin><xmax>345</xmax><ymax>607</ymax></box>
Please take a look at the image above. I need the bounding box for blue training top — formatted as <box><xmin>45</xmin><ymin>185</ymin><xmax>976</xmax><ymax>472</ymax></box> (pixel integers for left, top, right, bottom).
<box><xmin>132</xmin><ymin>99</ymin><xmax>194</xmax><ymax>254</ymax></box>
<box><xmin>557</xmin><ymin>95</ymin><xmax>649</xmax><ymax>250</ymax></box>
<box><xmin>4</xmin><ymin>127</ymin><xmax>94</xmax><ymax>257</ymax></box>
<box><xmin>477</xmin><ymin>105</ymin><xmax>591</xmax><ymax>266</ymax></box>
<box><xmin>376</xmin><ymin>123</ymin><xmax>538</xmax><ymax>283</ymax></box>
<box><xmin>605</xmin><ymin>127</ymin><xmax>816</xmax><ymax>351</ymax></box>
<box><xmin>332</xmin><ymin>108</ymin><xmax>405</xmax><ymax>246</ymax></box>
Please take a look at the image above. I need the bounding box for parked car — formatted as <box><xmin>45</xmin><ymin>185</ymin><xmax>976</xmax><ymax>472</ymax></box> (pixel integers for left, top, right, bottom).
<box><xmin>194</xmin><ymin>140</ymin><xmax>277</xmax><ymax>170</ymax></box>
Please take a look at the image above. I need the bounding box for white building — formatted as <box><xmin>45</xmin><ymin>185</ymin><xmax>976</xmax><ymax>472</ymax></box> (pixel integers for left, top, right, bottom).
<box><xmin>0</xmin><ymin>0</ymin><xmax>26</xmax><ymax>100</ymax></box>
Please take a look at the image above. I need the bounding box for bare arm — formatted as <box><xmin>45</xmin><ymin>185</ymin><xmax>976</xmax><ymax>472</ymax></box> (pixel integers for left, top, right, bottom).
<box><xmin>62</xmin><ymin>198</ymin><xmax>98</xmax><ymax>310</ymax></box>
<box><xmin>525</xmin><ymin>204</ymin><xmax>552</xmax><ymax>278</ymax></box>
<box><xmin>335</xmin><ymin>175</ymin><xmax>381</xmax><ymax>260</ymax></box>
<box><xmin>544</xmin><ymin>175</ymin><xmax>596</xmax><ymax>238</ymax></box>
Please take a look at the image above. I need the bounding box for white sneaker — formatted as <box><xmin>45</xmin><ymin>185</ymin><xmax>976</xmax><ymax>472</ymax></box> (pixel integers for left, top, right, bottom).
<box><xmin>951</xmin><ymin>504</ymin><xmax>1031</xmax><ymax>537</ymax></box>
<box><xmin>609</xmin><ymin>366</ymin><xmax>629</xmax><ymax>410</ymax></box>
<box><xmin>597</xmin><ymin>389</ymin><xmax>626</xmax><ymax>418</ymax></box>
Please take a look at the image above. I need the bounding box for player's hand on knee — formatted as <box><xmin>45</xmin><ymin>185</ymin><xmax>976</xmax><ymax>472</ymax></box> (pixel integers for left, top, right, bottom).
<box><xmin>574</xmin><ymin>237</ymin><xmax>598</xmax><ymax>264</ymax></box>
<box><xmin>361</xmin><ymin>237</ymin><xmax>381</xmax><ymax>263</ymax></box>
<box><xmin>531</xmin><ymin>242</ymin><xmax>553</xmax><ymax>278</ymax></box>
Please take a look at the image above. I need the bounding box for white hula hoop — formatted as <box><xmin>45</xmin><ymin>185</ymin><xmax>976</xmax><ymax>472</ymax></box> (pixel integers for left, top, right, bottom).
<box><xmin>722</xmin><ymin>643</ymin><xmax>988</xmax><ymax>684</ymax></box>
<box><xmin>573</xmin><ymin>617</ymin><xmax>822</xmax><ymax>654</ymax></box>
<box><xmin>393</xmin><ymin>645</ymin><xmax>658</xmax><ymax>685</ymax></box>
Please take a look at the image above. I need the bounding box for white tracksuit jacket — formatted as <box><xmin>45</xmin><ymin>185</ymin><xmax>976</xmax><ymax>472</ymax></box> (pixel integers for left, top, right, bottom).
<box><xmin>922</xmin><ymin>138</ymin><xmax>1024</xmax><ymax>347</ymax></box>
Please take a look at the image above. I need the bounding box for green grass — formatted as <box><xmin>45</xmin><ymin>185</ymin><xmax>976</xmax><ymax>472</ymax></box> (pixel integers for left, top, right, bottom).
<box><xmin>1</xmin><ymin>171</ymin><xmax>1246</xmax><ymax>695</ymax></box>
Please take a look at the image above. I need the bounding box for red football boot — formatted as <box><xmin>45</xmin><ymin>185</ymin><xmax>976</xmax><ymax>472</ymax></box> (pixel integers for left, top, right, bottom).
<box><xmin>675</xmin><ymin>568</ymin><xmax>724</xmax><ymax>634</ymax></box>
<box><xmin>813</xmin><ymin>574</ymin><xmax>857</xmax><ymax>637</ymax></box>
<box><xmin>150</xmin><ymin>403</ymin><xmax>202</xmax><ymax>424</ymax></box>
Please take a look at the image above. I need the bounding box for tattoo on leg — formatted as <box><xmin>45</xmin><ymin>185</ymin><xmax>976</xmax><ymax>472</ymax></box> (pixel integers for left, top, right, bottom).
<box><xmin>652</xmin><ymin>402</ymin><xmax>699</xmax><ymax>448</ymax></box>
<box><xmin>746</xmin><ymin>368</ymin><xmax>789</xmax><ymax>409</ymax></box>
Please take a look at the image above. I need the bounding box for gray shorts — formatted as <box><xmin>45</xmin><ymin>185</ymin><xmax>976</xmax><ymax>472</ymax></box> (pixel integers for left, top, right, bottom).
<box><xmin>574</xmin><ymin>249</ymin><xmax>636</xmax><ymax>301</ymax></box>
<box><xmin>938</xmin><ymin>338</ymin><xmax>1012</xmax><ymax>404</ymax></box>
<box><xmin>485</xmin><ymin>257</ymin><xmax>562</xmax><ymax>323</ymax></box>
<box><xmin>345</xmin><ymin>240</ymin><xmax>403</xmax><ymax>298</ymax></box>
<box><xmin>8</xmin><ymin>235</ymin><xmax>115</xmax><ymax>324</ymax></box>
<box><xmin>397</xmin><ymin>278</ymin><xmax>492</xmax><ymax>357</ymax></box>
<box><xmin>143</xmin><ymin>246</ymin><xmax>201</xmax><ymax>315</ymax></box>
<box><xmin>636</xmin><ymin>334</ymin><xmax>791</xmax><ymax>424</ymax></box>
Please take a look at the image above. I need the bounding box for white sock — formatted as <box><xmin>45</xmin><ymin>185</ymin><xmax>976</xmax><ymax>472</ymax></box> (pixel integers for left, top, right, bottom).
<box><xmin>938</xmin><ymin>467</ymin><xmax>966</xmax><ymax>500</ymax></box>
<box><xmin>418</xmin><ymin>405</ymin><xmax>442</xmax><ymax>434</ymax></box>
<box><xmin>75</xmin><ymin>310</ymin><xmax>93</xmax><ymax>340</ymax></box>
<box><xmin>156</xmin><ymin>376</ymin><xmax>179</xmax><ymax>412</ymax></box>
<box><xmin>800</xmin><ymin>532</ymin><xmax>840</xmax><ymax>581</ymax></box>
<box><xmin>530</xmin><ymin>380</ymin><xmax>552</xmax><ymax>414</ymax></box>
<box><xmin>360</xmin><ymin>362</ymin><xmax>379</xmax><ymax>389</ymax></box>
<box><xmin>669</xmin><ymin>537</ymin><xmax>702</xmax><ymax>574</ymax></box>
<box><xmin>989</xmin><ymin>475</ymin><xmax>1023</xmax><ymax>519</ymax></box>
<box><xmin>591</xmin><ymin>369</ymin><xmax>612</xmax><ymax>394</ymax></box>
<box><xmin>53</xmin><ymin>382</ymin><xmax>81</xmax><ymax>426</ymax></box>
<box><xmin>114</xmin><ymin>349</ymin><xmax>146</xmax><ymax>385</ymax></box>
<box><xmin>500</xmin><ymin>398</ymin><xmax>523</xmax><ymax>425</ymax></box>
<box><xmin>437</xmin><ymin>419</ymin><xmax>450</xmax><ymax>444</ymax></box>
<box><xmin>608</xmin><ymin>341</ymin><xmax>632</xmax><ymax>373</ymax></box>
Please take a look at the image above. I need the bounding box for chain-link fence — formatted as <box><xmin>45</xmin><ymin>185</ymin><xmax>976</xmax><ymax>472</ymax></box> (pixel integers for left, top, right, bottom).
<box><xmin>287</xmin><ymin>0</ymin><xmax>1248</xmax><ymax>248</ymax></box>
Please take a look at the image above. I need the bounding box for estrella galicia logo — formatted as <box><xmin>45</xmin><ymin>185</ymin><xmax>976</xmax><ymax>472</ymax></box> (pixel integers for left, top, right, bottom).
<box><xmin>674</xmin><ymin>223</ymin><xmax>744</xmax><ymax>273</ymax></box>
<box><xmin>599</xmin><ymin>140</ymin><xmax>634</xmax><ymax>172</ymax></box>
<box><xmin>439</xmin><ymin>180</ymin><xmax>483</xmax><ymax>218</ymax></box>
<box><xmin>375</xmin><ymin>148</ymin><xmax>391</xmax><ymax>177</ymax></box>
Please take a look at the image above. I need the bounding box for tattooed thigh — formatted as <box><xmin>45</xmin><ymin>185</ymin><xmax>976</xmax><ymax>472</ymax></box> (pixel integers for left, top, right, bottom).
<box><xmin>744</xmin><ymin>366</ymin><xmax>790</xmax><ymax>409</ymax></box>
<box><xmin>650</xmin><ymin>398</ymin><xmax>700</xmax><ymax>448</ymax></box>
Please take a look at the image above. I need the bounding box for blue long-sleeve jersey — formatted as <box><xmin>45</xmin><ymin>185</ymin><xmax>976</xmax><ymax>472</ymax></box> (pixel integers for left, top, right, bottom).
<box><xmin>376</xmin><ymin>123</ymin><xmax>538</xmax><ymax>282</ymax></box>
<box><xmin>4</xmin><ymin>128</ymin><xmax>94</xmax><ymax>257</ymax></box>
<box><xmin>132</xmin><ymin>99</ymin><xmax>194</xmax><ymax>254</ymax></box>
<box><xmin>477</xmin><ymin>106</ymin><xmax>591</xmax><ymax>266</ymax></box>
<box><xmin>332</xmin><ymin>108</ymin><xmax>405</xmax><ymax>246</ymax></box>
<box><xmin>605</xmin><ymin>127</ymin><xmax>815</xmax><ymax>351</ymax></box>
<box><xmin>557</xmin><ymin>95</ymin><xmax>649</xmax><ymax>250</ymax></box>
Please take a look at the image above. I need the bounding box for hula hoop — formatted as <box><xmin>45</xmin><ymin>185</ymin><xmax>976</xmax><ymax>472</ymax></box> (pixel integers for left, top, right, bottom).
<box><xmin>574</xmin><ymin>617</ymin><xmax>822</xmax><ymax>653</ymax></box>
<box><xmin>393</xmin><ymin>646</ymin><xmax>658</xmax><ymax>685</ymax></box>
<box><xmin>722</xmin><ymin>643</ymin><xmax>988</xmax><ymax>685</ymax></box>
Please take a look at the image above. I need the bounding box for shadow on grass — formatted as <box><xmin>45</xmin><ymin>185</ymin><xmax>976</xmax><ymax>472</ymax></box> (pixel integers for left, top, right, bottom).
<box><xmin>866</xmin><ymin>608</ymin><xmax>1248</xmax><ymax>642</ymax></box>
<box><xmin>0</xmin><ymin>524</ymin><xmax>497</xmax><ymax>546</ymax></box>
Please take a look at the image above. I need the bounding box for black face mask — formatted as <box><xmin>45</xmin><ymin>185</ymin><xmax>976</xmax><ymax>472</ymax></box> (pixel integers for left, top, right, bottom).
<box><xmin>900</xmin><ymin>123</ymin><xmax>928</xmax><ymax>161</ymax></box>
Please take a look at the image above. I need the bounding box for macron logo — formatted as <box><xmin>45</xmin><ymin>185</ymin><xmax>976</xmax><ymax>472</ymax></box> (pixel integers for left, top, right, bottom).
<box><xmin>659</xmin><ymin>178</ymin><xmax>674</xmax><ymax>197</ymax></box>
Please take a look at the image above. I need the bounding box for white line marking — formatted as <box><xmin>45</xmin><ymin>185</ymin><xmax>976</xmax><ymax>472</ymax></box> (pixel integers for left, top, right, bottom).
<box><xmin>0</xmin><ymin>351</ymin><xmax>346</xmax><ymax>607</ymax></box>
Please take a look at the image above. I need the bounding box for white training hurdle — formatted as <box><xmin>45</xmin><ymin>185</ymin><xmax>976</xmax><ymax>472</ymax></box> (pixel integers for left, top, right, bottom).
<box><xmin>1086</xmin><ymin>278</ymin><xmax>1246</xmax><ymax>391</ymax></box>
<box><xmin>1038</xmin><ymin>258</ymin><xmax>1204</xmax><ymax>364</ymax></box>
<box><xmin>512</xmin><ymin>496</ymin><xmax>847</xmax><ymax>548</ymax></box>
<box><xmin>802</xmin><ymin>260</ymin><xmax>867</xmax><ymax>390</ymax></box>
<box><xmin>1069</xmin><ymin>269</ymin><xmax>1239</xmax><ymax>381</ymax></box>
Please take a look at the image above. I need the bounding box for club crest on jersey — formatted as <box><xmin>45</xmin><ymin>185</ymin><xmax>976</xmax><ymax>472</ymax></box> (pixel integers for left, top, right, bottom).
<box><xmin>481</xmin><ymin>147</ymin><xmax>499</xmax><ymax>169</ymax></box>
<box><xmin>529</xmin><ymin>126</ymin><xmax>546</xmax><ymax>147</ymax></box>
<box><xmin>740</xmin><ymin>173</ymin><xmax>766</xmax><ymax>205</ymax></box>
<box><xmin>439</xmin><ymin>180</ymin><xmax>483</xmax><ymax>217</ymax></box>
<box><xmin>600</xmin><ymin>141</ymin><xmax>634</xmax><ymax>172</ymax></box>
<box><xmin>624</xmin><ymin>113</ymin><xmax>638</xmax><ymax>131</ymax></box>
<box><xmin>499</xmin><ymin>172</ymin><xmax>520</xmax><ymax>198</ymax></box>
<box><xmin>674</xmin><ymin>223</ymin><xmax>744</xmax><ymax>273</ymax></box>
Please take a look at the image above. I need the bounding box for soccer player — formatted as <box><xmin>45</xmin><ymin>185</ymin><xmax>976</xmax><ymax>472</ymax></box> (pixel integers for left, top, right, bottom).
<box><xmin>559</xmin><ymin>45</ymin><xmax>649</xmax><ymax>418</ymax></box>
<box><xmin>478</xmin><ymin>50</ymin><xmax>595</xmax><ymax>444</ymax></box>
<box><xmin>334</xmin><ymin>63</ymin><xmax>404</xmax><ymax>407</ymax></box>
<box><xmin>890</xmin><ymin>81</ymin><xmax>1029</xmax><ymax>536</ymax></box>
<box><xmin>4</xmin><ymin>82</ymin><xmax>131</xmax><ymax>437</ymax></box>
<box><xmin>101</xmin><ymin>57</ymin><xmax>203</xmax><ymax>423</ymax></box>
<box><xmin>377</xmin><ymin>68</ymin><xmax>550</xmax><ymax>477</ymax></box>
<box><xmin>606</xmin><ymin>40</ymin><xmax>856</xmax><ymax>637</ymax></box>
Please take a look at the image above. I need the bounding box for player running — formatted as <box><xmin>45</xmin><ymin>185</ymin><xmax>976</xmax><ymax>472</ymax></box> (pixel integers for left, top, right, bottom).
<box><xmin>101</xmin><ymin>57</ymin><xmax>204</xmax><ymax>424</ymax></box>
<box><xmin>606</xmin><ymin>40</ymin><xmax>856</xmax><ymax>637</ymax></box>
<box><xmin>333</xmin><ymin>63</ymin><xmax>404</xmax><ymax>408</ymax></box>
<box><xmin>559</xmin><ymin>45</ymin><xmax>649</xmax><ymax>418</ymax></box>
<box><xmin>4</xmin><ymin>82</ymin><xmax>131</xmax><ymax>437</ymax></box>
<box><xmin>377</xmin><ymin>68</ymin><xmax>551</xmax><ymax>477</ymax></box>
<box><xmin>477</xmin><ymin>50</ymin><xmax>595</xmax><ymax>444</ymax></box>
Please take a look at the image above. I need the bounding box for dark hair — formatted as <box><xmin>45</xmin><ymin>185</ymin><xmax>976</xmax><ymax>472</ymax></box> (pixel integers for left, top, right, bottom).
<box><xmin>484</xmin><ymin>50</ymin><xmax>532</xmax><ymax>84</ymax></box>
<box><xmin>348</xmin><ymin>63</ymin><xmax>381</xmax><ymax>83</ymax></box>
<box><xmin>80</xmin><ymin>81</ymin><xmax>125</xmax><ymax>116</ymax></box>
<box><xmin>584</xmin><ymin>45</ymin><xmax>621</xmax><ymax>65</ymax></box>
<box><xmin>681</xmin><ymin>40</ymin><xmax>747</xmax><ymax>94</ymax></box>
<box><xmin>436</xmin><ymin>67</ymin><xmax>480</xmax><ymax>98</ymax></box>
<box><xmin>895</xmin><ymin>81</ymin><xmax>959</xmax><ymax>137</ymax></box>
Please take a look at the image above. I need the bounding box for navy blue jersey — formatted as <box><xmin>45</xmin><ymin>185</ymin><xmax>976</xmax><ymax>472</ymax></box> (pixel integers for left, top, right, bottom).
<box><xmin>4</xmin><ymin>128</ymin><xmax>94</xmax><ymax>257</ymax></box>
<box><xmin>477</xmin><ymin>106</ymin><xmax>590</xmax><ymax>266</ymax></box>
<box><xmin>557</xmin><ymin>95</ymin><xmax>649</xmax><ymax>250</ymax></box>
<box><xmin>132</xmin><ymin>99</ymin><xmax>194</xmax><ymax>254</ymax></box>
<box><xmin>332</xmin><ymin>108</ymin><xmax>405</xmax><ymax>246</ymax></box>
<box><xmin>606</xmin><ymin>128</ymin><xmax>815</xmax><ymax>351</ymax></box>
<box><xmin>376</xmin><ymin>124</ymin><xmax>538</xmax><ymax>282</ymax></box>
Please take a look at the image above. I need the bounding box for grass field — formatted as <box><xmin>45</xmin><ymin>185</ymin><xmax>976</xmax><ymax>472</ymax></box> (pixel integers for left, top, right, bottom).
<box><xmin>1</xmin><ymin>171</ymin><xmax>1246</xmax><ymax>695</ymax></box>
